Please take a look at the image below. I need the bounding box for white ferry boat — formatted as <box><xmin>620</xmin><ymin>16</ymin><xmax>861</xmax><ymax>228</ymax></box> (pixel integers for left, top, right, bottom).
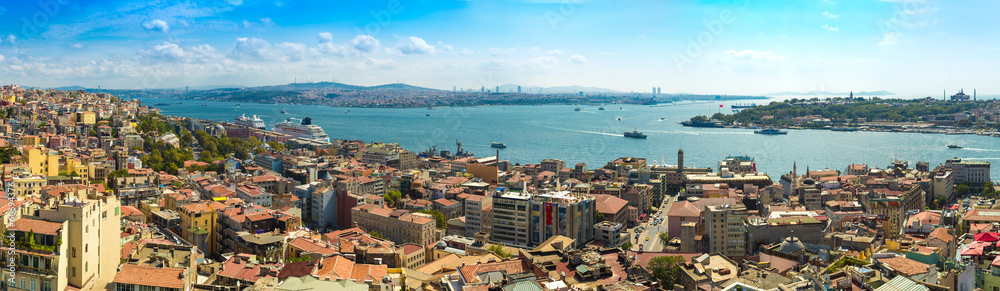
<box><xmin>274</xmin><ymin>117</ymin><xmax>330</xmax><ymax>142</ymax></box>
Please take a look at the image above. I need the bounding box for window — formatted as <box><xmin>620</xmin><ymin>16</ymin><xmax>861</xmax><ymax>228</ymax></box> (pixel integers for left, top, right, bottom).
<box><xmin>30</xmin><ymin>279</ymin><xmax>35</xmax><ymax>291</ymax></box>
<box><xmin>72</xmin><ymin>247</ymin><xmax>77</xmax><ymax>257</ymax></box>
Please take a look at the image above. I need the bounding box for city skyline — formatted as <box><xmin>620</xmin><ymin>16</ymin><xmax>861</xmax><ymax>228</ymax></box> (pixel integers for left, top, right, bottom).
<box><xmin>0</xmin><ymin>0</ymin><xmax>995</xmax><ymax>96</ymax></box>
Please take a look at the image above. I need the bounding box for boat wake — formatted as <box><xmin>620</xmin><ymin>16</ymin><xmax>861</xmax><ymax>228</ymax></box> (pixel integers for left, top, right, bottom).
<box><xmin>963</xmin><ymin>148</ymin><xmax>1000</xmax><ymax>152</ymax></box>
<box><xmin>532</xmin><ymin>124</ymin><xmax>623</xmax><ymax>137</ymax></box>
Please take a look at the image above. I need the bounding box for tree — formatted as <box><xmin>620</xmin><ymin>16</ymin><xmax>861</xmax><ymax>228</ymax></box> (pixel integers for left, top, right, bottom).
<box><xmin>620</xmin><ymin>242</ymin><xmax>633</xmax><ymax>251</ymax></box>
<box><xmin>659</xmin><ymin>232</ymin><xmax>670</xmax><ymax>243</ymax></box>
<box><xmin>647</xmin><ymin>256</ymin><xmax>685</xmax><ymax>288</ymax></box>
<box><xmin>419</xmin><ymin>210</ymin><xmax>448</xmax><ymax>229</ymax></box>
<box><xmin>384</xmin><ymin>190</ymin><xmax>402</xmax><ymax>208</ymax></box>
<box><xmin>0</xmin><ymin>146</ymin><xmax>20</xmax><ymax>164</ymax></box>
<box><xmin>984</xmin><ymin>181</ymin><xmax>995</xmax><ymax>196</ymax></box>
<box><xmin>487</xmin><ymin>243</ymin><xmax>510</xmax><ymax>258</ymax></box>
<box><xmin>267</xmin><ymin>141</ymin><xmax>286</xmax><ymax>151</ymax></box>
<box><xmin>955</xmin><ymin>184</ymin><xmax>971</xmax><ymax>197</ymax></box>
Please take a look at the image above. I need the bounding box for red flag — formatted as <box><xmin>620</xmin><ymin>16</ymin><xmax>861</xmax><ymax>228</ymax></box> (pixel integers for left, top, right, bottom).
<box><xmin>546</xmin><ymin>202</ymin><xmax>552</xmax><ymax>225</ymax></box>
<box><xmin>719</xmin><ymin>104</ymin><xmax>724</xmax><ymax>108</ymax></box>
<box><xmin>753</xmin><ymin>162</ymin><xmax>756</xmax><ymax>172</ymax></box>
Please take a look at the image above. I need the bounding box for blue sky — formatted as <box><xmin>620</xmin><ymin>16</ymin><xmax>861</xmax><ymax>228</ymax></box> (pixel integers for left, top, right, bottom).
<box><xmin>0</xmin><ymin>0</ymin><xmax>995</xmax><ymax>96</ymax></box>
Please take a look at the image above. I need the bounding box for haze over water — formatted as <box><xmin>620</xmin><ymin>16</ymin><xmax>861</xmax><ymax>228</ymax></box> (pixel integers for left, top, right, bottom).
<box><xmin>146</xmin><ymin>98</ymin><xmax>1000</xmax><ymax>181</ymax></box>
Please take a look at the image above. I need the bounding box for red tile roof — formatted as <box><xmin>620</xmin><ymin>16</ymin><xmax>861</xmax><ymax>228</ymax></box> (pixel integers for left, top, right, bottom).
<box><xmin>113</xmin><ymin>264</ymin><xmax>186</xmax><ymax>289</ymax></box>
<box><xmin>10</xmin><ymin>218</ymin><xmax>63</xmax><ymax>235</ymax></box>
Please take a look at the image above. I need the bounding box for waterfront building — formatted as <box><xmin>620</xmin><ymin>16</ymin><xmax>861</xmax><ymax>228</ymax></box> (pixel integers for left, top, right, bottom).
<box><xmin>945</xmin><ymin>158</ymin><xmax>991</xmax><ymax>188</ymax></box>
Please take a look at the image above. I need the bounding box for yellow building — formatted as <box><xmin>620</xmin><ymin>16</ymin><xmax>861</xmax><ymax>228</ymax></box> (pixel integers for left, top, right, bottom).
<box><xmin>179</xmin><ymin>202</ymin><xmax>217</xmax><ymax>256</ymax></box>
<box><xmin>22</xmin><ymin>135</ymin><xmax>41</xmax><ymax>147</ymax></box>
<box><xmin>8</xmin><ymin>173</ymin><xmax>46</xmax><ymax>200</ymax></box>
<box><xmin>2</xmin><ymin>94</ymin><xmax>15</xmax><ymax>103</ymax></box>
<box><xmin>63</xmin><ymin>158</ymin><xmax>91</xmax><ymax>180</ymax></box>
<box><xmin>8</xmin><ymin>191</ymin><xmax>122</xmax><ymax>291</ymax></box>
<box><xmin>23</xmin><ymin>147</ymin><xmax>60</xmax><ymax>177</ymax></box>
<box><xmin>75</xmin><ymin>112</ymin><xmax>96</xmax><ymax>125</ymax></box>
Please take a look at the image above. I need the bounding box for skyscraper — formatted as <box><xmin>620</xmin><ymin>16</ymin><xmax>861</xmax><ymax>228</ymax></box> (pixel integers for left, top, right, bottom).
<box><xmin>517</xmin><ymin>85</ymin><xmax>521</xmax><ymax>93</ymax></box>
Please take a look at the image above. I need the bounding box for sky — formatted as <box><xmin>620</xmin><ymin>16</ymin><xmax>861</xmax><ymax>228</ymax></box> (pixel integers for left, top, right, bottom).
<box><xmin>0</xmin><ymin>0</ymin><xmax>995</xmax><ymax>96</ymax></box>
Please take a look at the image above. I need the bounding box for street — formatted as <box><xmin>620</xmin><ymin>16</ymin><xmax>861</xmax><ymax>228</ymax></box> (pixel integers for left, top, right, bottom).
<box><xmin>630</xmin><ymin>195</ymin><xmax>676</xmax><ymax>252</ymax></box>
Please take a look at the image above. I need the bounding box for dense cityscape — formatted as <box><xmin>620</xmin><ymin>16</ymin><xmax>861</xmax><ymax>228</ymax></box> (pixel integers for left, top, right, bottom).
<box><xmin>4</xmin><ymin>0</ymin><xmax>1000</xmax><ymax>290</ymax></box>
<box><xmin>0</xmin><ymin>84</ymin><xmax>995</xmax><ymax>291</ymax></box>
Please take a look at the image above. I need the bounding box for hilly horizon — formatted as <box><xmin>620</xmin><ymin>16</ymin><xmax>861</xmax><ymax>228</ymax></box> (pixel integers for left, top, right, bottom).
<box><xmin>766</xmin><ymin>90</ymin><xmax>896</xmax><ymax>96</ymax></box>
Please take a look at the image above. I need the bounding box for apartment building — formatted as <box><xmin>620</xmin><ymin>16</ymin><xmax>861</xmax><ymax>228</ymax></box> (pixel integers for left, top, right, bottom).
<box><xmin>705</xmin><ymin>204</ymin><xmax>748</xmax><ymax>257</ymax></box>
<box><xmin>351</xmin><ymin>204</ymin><xmax>437</xmax><ymax>246</ymax></box>
<box><xmin>491</xmin><ymin>191</ymin><xmax>532</xmax><ymax>247</ymax></box>
<box><xmin>529</xmin><ymin>190</ymin><xmax>595</xmax><ymax>247</ymax></box>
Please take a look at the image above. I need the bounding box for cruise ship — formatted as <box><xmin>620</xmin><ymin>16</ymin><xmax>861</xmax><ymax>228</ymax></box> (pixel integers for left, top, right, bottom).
<box><xmin>234</xmin><ymin>114</ymin><xmax>266</xmax><ymax>130</ymax></box>
<box><xmin>274</xmin><ymin>117</ymin><xmax>330</xmax><ymax>142</ymax></box>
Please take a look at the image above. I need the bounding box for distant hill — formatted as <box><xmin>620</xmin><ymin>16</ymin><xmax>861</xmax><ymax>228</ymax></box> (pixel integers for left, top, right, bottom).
<box><xmin>496</xmin><ymin>84</ymin><xmax>621</xmax><ymax>94</ymax></box>
<box><xmin>767</xmin><ymin>90</ymin><xmax>895</xmax><ymax>96</ymax></box>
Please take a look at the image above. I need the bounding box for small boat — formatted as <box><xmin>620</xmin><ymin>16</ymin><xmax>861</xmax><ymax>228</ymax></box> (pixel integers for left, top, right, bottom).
<box><xmin>574</xmin><ymin>107</ymin><xmax>582</xmax><ymax>111</ymax></box>
<box><xmin>154</xmin><ymin>102</ymin><xmax>170</xmax><ymax>106</ymax></box>
<box><xmin>598</xmin><ymin>107</ymin><xmax>605</xmax><ymax>110</ymax></box>
<box><xmin>281</xmin><ymin>110</ymin><xmax>287</xmax><ymax>114</ymax></box>
<box><xmin>491</xmin><ymin>142</ymin><xmax>507</xmax><ymax>148</ymax></box>
<box><xmin>948</xmin><ymin>144</ymin><xmax>962</xmax><ymax>149</ymax></box>
<box><xmin>660</xmin><ymin>117</ymin><xmax>665</xmax><ymax>120</ymax></box>
<box><xmin>754</xmin><ymin>127</ymin><xmax>787</xmax><ymax>135</ymax></box>
<box><xmin>426</xmin><ymin>113</ymin><xmax>431</xmax><ymax>116</ymax></box>
<box><xmin>624</xmin><ymin>131</ymin><xmax>647</xmax><ymax>139</ymax></box>
<box><xmin>617</xmin><ymin>117</ymin><xmax>622</xmax><ymax>121</ymax></box>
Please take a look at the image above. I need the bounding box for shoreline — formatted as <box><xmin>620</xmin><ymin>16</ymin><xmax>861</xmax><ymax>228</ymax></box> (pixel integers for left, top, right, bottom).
<box><xmin>693</xmin><ymin>123</ymin><xmax>1000</xmax><ymax>138</ymax></box>
<box><xmin>140</xmin><ymin>96</ymin><xmax>772</xmax><ymax>109</ymax></box>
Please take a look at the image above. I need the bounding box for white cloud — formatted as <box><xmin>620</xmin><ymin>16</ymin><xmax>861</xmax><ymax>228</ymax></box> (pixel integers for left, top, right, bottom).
<box><xmin>878</xmin><ymin>32</ymin><xmax>901</xmax><ymax>46</ymax></box>
<box><xmin>902</xmin><ymin>6</ymin><xmax>937</xmax><ymax>15</ymax></box>
<box><xmin>0</xmin><ymin>55</ymin><xmax>5</xmax><ymax>62</ymax></box>
<box><xmin>397</xmin><ymin>36</ymin><xmax>436</xmax><ymax>54</ymax></box>
<box><xmin>547</xmin><ymin>49</ymin><xmax>564</xmax><ymax>55</ymax></box>
<box><xmin>490</xmin><ymin>48</ymin><xmax>513</xmax><ymax>56</ymax></box>
<box><xmin>226</xmin><ymin>0</ymin><xmax>243</xmax><ymax>5</ymax></box>
<box><xmin>437</xmin><ymin>41</ymin><xmax>453</xmax><ymax>52</ymax></box>
<box><xmin>5</xmin><ymin>34</ymin><xmax>16</xmax><ymax>44</ymax></box>
<box><xmin>141</xmin><ymin>19</ymin><xmax>170</xmax><ymax>33</ymax></box>
<box><xmin>139</xmin><ymin>42</ymin><xmax>217</xmax><ymax>63</ymax></box>
<box><xmin>822</xmin><ymin>24</ymin><xmax>839</xmax><ymax>31</ymax></box>
<box><xmin>69</xmin><ymin>43</ymin><xmax>84</xmax><ymax>49</ymax></box>
<box><xmin>459</xmin><ymin>48</ymin><xmax>474</xmax><ymax>55</ymax></box>
<box><xmin>318</xmin><ymin>32</ymin><xmax>334</xmax><ymax>43</ymax></box>
<box><xmin>724</xmin><ymin>50</ymin><xmax>787</xmax><ymax>61</ymax></box>
<box><xmin>822</xmin><ymin>11</ymin><xmax>839</xmax><ymax>18</ymax></box>
<box><xmin>350</xmin><ymin>35</ymin><xmax>380</xmax><ymax>53</ymax></box>
<box><xmin>276</xmin><ymin>42</ymin><xmax>310</xmax><ymax>62</ymax></box>
<box><xmin>569</xmin><ymin>55</ymin><xmax>588</xmax><ymax>64</ymax></box>
<box><xmin>260</xmin><ymin>17</ymin><xmax>275</xmax><ymax>26</ymax></box>
<box><xmin>229</xmin><ymin>37</ymin><xmax>276</xmax><ymax>60</ymax></box>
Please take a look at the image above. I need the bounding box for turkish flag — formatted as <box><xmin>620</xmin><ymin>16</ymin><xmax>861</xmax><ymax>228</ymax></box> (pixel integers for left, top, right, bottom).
<box><xmin>719</xmin><ymin>104</ymin><xmax>724</xmax><ymax>108</ymax></box>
